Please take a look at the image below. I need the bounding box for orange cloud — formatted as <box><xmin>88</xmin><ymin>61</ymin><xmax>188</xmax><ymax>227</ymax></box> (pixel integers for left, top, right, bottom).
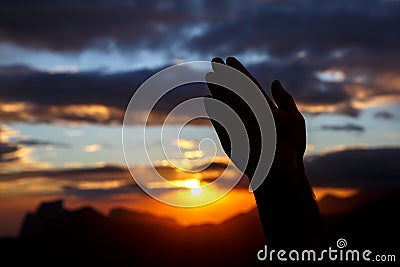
<box><xmin>84</xmin><ymin>144</ymin><xmax>101</xmax><ymax>153</ymax></box>
<box><xmin>173</xmin><ymin>139</ymin><xmax>197</xmax><ymax>149</ymax></box>
<box><xmin>306</xmin><ymin>144</ymin><xmax>315</xmax><ymax>152</ymax></box>
<box><xmin>313</xmin><ymin>187</ymin><xmax>359</xmax><ymax>201</ymax></box>
<box><xmin>0</xmin><ymin>124</ymin><xmax>19</xmax><ymax>142</ymax></box>
<box><xmin>183</xmin><ymin>150</ymin><xmax>202</xmax><ymax>159</ymax></box>
<box><xmin>0</xmin><ymin>102</ymin><xmax>124</xmax><ymax>124</ymax></box>
<box><xmin>0</xmin><ymin>125</ymin><xmax>52</xmax><ymax>173</ymax></box>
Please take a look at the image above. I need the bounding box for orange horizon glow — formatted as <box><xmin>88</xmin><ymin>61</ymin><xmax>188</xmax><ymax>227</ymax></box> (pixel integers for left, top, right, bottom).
<box><xmin>312</xmin><ymin>187</ymin><xmax>359</xmax><ymax>201</ymax></box>
<box><xmin>0</xmin><ymin>184</ymin><xmax>365</xmax><ymax>238</ymax></box>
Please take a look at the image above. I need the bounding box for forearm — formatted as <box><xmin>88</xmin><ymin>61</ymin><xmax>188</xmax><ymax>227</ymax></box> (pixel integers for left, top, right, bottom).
<box><xmin>253</xmin><ymin>159</ymin><xmax>326</xmax><ymax>250</ymax></box>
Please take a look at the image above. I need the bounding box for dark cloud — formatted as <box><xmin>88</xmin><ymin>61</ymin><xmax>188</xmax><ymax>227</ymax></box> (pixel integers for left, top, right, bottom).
<box><xmin>0</xmin><ymin>62</ymin><xmax>397</xmax><ymax>123</ymax></box>
<box><xmin>306</xmin><ymin>147</ymin><xmax>400</xmax><ymax>188</ymax></box>
<box><xmin>0</xmin><ymin>61</ymin><xmax>397</xmax><ymax>123</ymax></box>
<box><xmin>0</xmin><ymin>0</ymin><xmax>206</xmax><ymax>51</ymax></box>
<box><xmin>0</xmin><ymin>160</ymin><xmax>232</xmax><ymax>185</ymax></box>
<box><xmin>17</xmin><ymin>139</ymin><xmax>69</xmax><ymax>148</ymax></box>
<box><xmin>321</xmin><ymin>123</ymin><xmax>365</xmax><ymax>132</ymax></box>
<box><xmin>0</xmin><ymin>66</ymin><xmax>211</xmax><ymax>124</ymax></box>
<box><xmin>246</xmin><ymin>63</ymin><xmax>350</xmax><ymax>104</ymax></box>
<box><xmin>374</xmin><ymin>110</ymin><xmax>394</xmax><ymax>120</ymax></box>
<box><xmin>2</xmin><ymin>0</ymin><xmax>399</xmax><ymax>59</ymax></box>
<box><xmin>4</xmin><ymin>146</ymin><xmax>400</xmax><ymax>197</ymax></box>
<box><xmin>62</xmin><ymin>184</ymin><xmax>142</xmax><ymax>198</ymax></box>
<box><xmin>333</xmin><ymin>102</ymin><xmax>360</xmax><ymax>118</ymax></box>
<box><xmin>61</xmin><ymin>183</ymin><xmax>186</xmax><ymax>199</ymax></box>
<box><xmin>0</xmin><ymin>137</ymin><xmax>68</xmax><ymax>166</ymax></box>
<box><xmin>0</xmin><ymin>164</ymin><xmax>130</xmax><ymax>182</ymax></box>
<box><xmin>184</xmin><ymin>0</ymin><xmax>400</xmax><ymax>117</ymax></box>
<box><xmin>0</xmin><ymin>66</ymin><xmax>152</xmax><ymax>124</ymax></box>
<box><xmin>0</xmin><ymin>125</ymin><xmax>21</xmax><ymax>163</ymax></box>
<box><xmin>0</xmin><ymin>66</ymin><xmax>151</xmax><ymax>108</ymax></box>
<box><xmin>187</xmin><ymin>0</ymin><xmax>400</xmax><ymax>59</ymax></box>
<box><xmin>0</xmin><ymin>142</ymin><xmax>19</xmax><ymax>162</ymax></box>
<box><xmin>0</xmin><ymin>158</ymin><xmax>246</xmax><ymax>197</ymax></box>
<box><xmin>1</xmin><ymin>0</ymin><xmax>400</xmax><ymax>121</ymax></box>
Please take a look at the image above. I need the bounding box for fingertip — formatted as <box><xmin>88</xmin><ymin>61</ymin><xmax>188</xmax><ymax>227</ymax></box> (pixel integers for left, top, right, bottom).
<box><xmin>271</xmin><ymin>80</ymin><xmax>297</xmax><ymax>111</ymax></box>
<box><xmin>212</xmin><ymin>57</ymin><xmax>225</xmax><ymax>64</ymax></box>
<box><xmin>271</xmin><ymin>80</ymin><xmax>282</xmax><ymax>99</ymax></box>
<box><xmin>226</xmin><ymin>56</ymin><xmax>238</xmax><ymax>64</ymax></box>
<box><xmin>271</xmin><ymin>80</ymin><xmax>282</xmax><ymax>88</ymax></box>
<box><xmin>211</xmin><ymin>58</ymin><xmax>225</xmax><ymax>73</ymax></box>
<box><xmin>226</xmin><ymin>57</ymin><xmax>244</xmax><ymax>69</ymax></box>
<box><xmin>271</xmin><ymin>80</ymin><xmax>285</xmax><ymax>96</ymax></box>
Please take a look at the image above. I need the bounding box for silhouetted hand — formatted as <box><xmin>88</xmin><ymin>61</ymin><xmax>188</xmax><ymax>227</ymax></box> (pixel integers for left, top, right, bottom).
<box><xmin>206</xmin><ymin>57</ymin><xmax>325</xmax><ymax>252</ymax></box>
<box><xmin>206</xmin><ymin>56</ymin><xmax>306</xmax><ymax>179</ymax></box>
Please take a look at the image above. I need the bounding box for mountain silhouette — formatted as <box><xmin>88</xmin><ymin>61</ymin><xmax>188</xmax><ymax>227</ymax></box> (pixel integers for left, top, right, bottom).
<box><xmin>318</xmin><ymin>190</ymin><xmax>388</xmax><ymax>215</ymax></box>
<box><xmin>1</xmin><ymin>200</ymin><xmax>265</xmax><ymax>267</ymax></box>
<box><xmin>1</xmin><ymin>191</ymin><xmax>399</xmax><ymax>266</ymax></box>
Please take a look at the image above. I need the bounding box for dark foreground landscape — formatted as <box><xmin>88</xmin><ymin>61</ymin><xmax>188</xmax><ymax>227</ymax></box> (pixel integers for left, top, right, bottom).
<box><xmin>1</xmin><ymin>190</ymin><xmax>399</xmax><ymax>266</ymax></box>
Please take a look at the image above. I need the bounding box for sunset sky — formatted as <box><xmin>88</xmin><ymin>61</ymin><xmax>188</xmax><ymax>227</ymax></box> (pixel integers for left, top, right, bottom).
<box><xmin>1</xmin><ymin>0</ymin><xmax>400</xmax><ymax>237</ymax></box>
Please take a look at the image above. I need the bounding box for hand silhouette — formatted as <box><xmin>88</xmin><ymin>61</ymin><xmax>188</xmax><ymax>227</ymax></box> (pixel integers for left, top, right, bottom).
<box><xmin>206</xmin><ymin>57</ymin><xmax>325</xmax><ymax>251</ymax></box>
<box><xmin>205</xmin><ymin>56</ymin><xmax>306</xmax><ymax>179</ymax></box>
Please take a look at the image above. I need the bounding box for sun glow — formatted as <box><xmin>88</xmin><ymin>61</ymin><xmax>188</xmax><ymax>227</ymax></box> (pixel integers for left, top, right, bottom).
<box><xmin>191</xmin><ymin>187</ymin><xmax>202</xmax><ymax>196</ymax></box>
<box><xmin>313</xmin><ymin>187</ymin><xmax>359</xmax><ymax>201</ymax></box>
<box><xmin>159</xmin><ymin>179</ymin><xmax>203</xmax><ymax>196</ymax></box>
<box><xmin>183</xmin><ymin>179</ymin><xmax>202</xmax><ymax>196</ymax></box>
<box><xmin>183</xmin><ymin>179</ymin><xmax>200</xmax><ymax>188</ymax></box>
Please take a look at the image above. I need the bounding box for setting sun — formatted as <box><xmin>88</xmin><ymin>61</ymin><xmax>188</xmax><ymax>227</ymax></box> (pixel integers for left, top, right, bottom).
<box><xmin>191</xmin><ymin>187</ymin><xmax>202</xmax><ymax>196</ymax></box>
<box><xmin>167</xmin><ymin>179</ymin><xmax>203</xmax><ymax>196</ymax></box>
<box><xmin>183</xmin><ymin>179</ymin><xmax>202</xmax><ymax>196</ymax></box>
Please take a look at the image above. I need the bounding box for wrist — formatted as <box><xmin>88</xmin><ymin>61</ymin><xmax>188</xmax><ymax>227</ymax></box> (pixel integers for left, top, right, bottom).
<box><xmin>252</xmin><ymin>160</ymin><xmax>324</xmax><ymax>248</ymax></box>
<box><xmin>269</xmin><ymin>156</ymin><xmax>299</xmax><ymax>175</ymax></box>
<box><xmin>253</xmin><ymin>157</ymin><xmax>312</xmax><ymax>207</ymax></box>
